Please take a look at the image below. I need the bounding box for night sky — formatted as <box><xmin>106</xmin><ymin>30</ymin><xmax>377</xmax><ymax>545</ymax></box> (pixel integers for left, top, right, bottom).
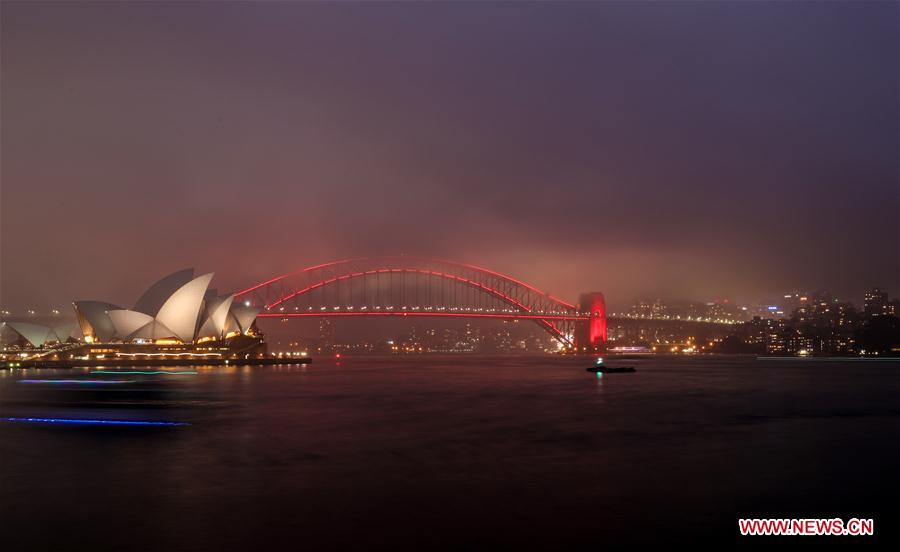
<box><xmin>1</xmin><ymin>1</ymin><xmax>897</xmax><ymax>313</ymax></box>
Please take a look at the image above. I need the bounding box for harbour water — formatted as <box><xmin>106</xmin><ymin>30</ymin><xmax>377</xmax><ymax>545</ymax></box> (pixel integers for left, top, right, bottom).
<box><xmin>1</xmin><ymin>356</ymin><xmax>898</xmax><ymax>548</ymax></box>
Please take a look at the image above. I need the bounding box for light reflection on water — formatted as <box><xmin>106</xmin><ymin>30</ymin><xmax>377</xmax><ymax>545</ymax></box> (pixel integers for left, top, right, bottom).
<box><xmin>0</xmin><ymin>356</ymin><xmax>898</xmax><ymax>548</ymax></box>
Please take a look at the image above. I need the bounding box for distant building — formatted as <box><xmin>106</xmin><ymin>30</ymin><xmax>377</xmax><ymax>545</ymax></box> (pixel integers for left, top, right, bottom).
<box><xmin>630</xmin><ymin>298</ymin><xmax>667</xmax><ymax>318</ymax></box>
<box><xmin>888</xmin><ymin>299</ymin><xmax>900</xmax><ymax>317</ymax></box>
<box><xmin>2</xmin><ymin>269</ymin><xmax>266</xmax><ymax>361</ymax></box>
<box><xmin>863</xmin><ymin>287</ymin><xmax>890</xmax><ymax>318</ymax></box>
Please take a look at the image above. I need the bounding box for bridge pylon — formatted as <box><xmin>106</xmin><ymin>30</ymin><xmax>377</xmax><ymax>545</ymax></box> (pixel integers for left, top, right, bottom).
<box><xmin>575</xmin><ymin>292</ymin><xmax>607</xmax><ymax>353</ymax></box>
<box><xmin>236</xmin><ymin>256</ymin><xmax>596</xmax><ymax>349</ymax></box>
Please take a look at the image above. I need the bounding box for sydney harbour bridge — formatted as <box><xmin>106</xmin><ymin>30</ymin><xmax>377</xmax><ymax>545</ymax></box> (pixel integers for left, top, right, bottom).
<box><xmin>234</xmin><ymin>257</ymin><xmax>608</xmax><ymax>351</ymax></box>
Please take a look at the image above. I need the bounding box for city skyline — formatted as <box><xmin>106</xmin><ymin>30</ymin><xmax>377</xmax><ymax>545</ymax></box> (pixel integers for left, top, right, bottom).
<box><xmin>1</xmin><ymin>1</ymin><xmax>898</xmax><ymax>313</ymax></box>
<box><xmin>1</xmin><ymin>3</ymin><xmax>898</xmax><ymax>548</ymax></box>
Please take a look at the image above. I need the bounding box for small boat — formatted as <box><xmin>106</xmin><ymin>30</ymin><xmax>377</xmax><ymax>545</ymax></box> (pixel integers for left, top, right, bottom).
<box><xmin>586</xmin><ymin>366</ymin><xmax>636</xmax><ymax>374</ymax></box>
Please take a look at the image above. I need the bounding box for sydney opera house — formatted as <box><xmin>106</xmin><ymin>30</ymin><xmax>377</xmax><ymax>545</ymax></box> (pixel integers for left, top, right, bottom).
<box><xmin>2</xmin><ymin>270</ymin><xmax>265</xmax><ymax>361</ymax></box>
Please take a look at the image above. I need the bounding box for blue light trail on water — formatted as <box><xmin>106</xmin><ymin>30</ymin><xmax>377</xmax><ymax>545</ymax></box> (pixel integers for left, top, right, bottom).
<box><xmin>17</xmin><ymin>379</ymin><xmax>132</xmax><ymax>385</ymax></box>
<box><xmin>0</xmin><ymin>417</ymin><xmax>189</xmax><ymax>426</ymax></box>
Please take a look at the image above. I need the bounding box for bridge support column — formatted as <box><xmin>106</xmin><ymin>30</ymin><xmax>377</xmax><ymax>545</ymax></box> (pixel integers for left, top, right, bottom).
<box><xmin>575</xmin><ymin>292</ymin><xmax>607</xmax><ymax>353</ymax></box>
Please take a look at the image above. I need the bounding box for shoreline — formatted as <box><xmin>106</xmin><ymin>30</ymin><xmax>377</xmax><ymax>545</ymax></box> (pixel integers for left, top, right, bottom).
<box><xmin>0</xmin><ymin>357</ymin><xmax>312</xmax><ymax>369</ymax></box>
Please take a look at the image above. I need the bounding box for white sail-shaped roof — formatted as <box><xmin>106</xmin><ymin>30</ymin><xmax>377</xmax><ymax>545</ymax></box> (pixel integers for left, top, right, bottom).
<box><xmin>0</xmin><ymin>323</ymin><xmax>17</xmax><ymax>346</ymax></box>
<box><xmin>73</xmin><ymin>301</ymin><xmax>120</xmax><ymax>342</ymax></box>
<box><xmin>197</xmin><ymin>295</ymin><xmax>235</xmax><ymax>339</ymax></box>
<box><xmin>231</xmin><ymin>305</ymin><xmax>261</xmax><ymax>334</ymax></box>
<box><xmin>223</xmin><ymin>312</ymin><xmax>241</xmax><ymax>334</ymax></box>
<box><xmin>127</xmin><ymin>319</ymin><xmax>178</xmax><ymax>341</ymax></box>
<box><xmin>5</xmin><ymin>321</ymin><xmax>52</xmax><ymax>347</ymax></box>
<box><xmin>133</xmin><ymin>268</ymin><xmax>194</xmax><ymax>316</ymax></box>
<box><xmin>108</xmin><ymin>310</ymin><xmax>155</xmax><ymax>340</ymax></box>
<box><xmin>155</xmin><ymin>273</ymin><xmax>214</xmax><ymax>343</ymax></box>
<box><xmin>52</xmin><ymin>322</ymin><xmax>76</xmax><ymax>343</ymax></box>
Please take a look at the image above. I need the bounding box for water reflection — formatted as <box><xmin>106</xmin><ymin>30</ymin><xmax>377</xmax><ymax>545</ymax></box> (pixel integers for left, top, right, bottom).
<box><xmin>0</xmin><ymin>356</ymin><xmax>898</xmax><ymax>549</ymax></box>
<box><xmin>1</xmin><ymin>416</ymin><xmax>189</xmax><ymax>426</ymax></box>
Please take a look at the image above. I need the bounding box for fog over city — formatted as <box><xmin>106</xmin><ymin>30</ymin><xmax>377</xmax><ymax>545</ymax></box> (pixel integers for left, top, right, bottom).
<box><xmin>2</xmin><ymin>1</ymin><xmax>897</xmax><ymax>312</ymax></box>
<box><xmin>1</xmin><ymin>3</ymin><xmax>899</xmax><ymax>549</ymax></box>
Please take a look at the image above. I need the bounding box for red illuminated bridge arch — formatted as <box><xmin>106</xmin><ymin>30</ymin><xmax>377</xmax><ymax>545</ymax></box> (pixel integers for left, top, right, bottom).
<box><xmin>235</xmin><ymin>257</ymin><xmax>606</xmax><ymax>350</ymax></box>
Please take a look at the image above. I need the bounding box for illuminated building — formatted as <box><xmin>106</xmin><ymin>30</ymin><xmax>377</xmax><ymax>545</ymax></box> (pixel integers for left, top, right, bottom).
<box><xmin>630</xmin><ymin>298</ymin><xmax>667</xmax><ymax>318</ymax></box>
<box><xmin>317</xmin><ymin>318</ymin><xmax>334</xmax><ymax>352</ymax></box>
<box><xmin>73</xmin><ymin>301</ymin><xmax>120</xmax><ymax>342</ymax></box>
<box><xmin>0</xmin><ymin>321</ymin><xmax>74</xmax><ymax>348</ymax></box>
<box><xmin>14</xmin><ymin>269</ymin><xmax>273</xmax><ymax>361</ymax></box>
<box><xmin>576</xmin><ymin>292</ymin><xmax>607</xmax><ymax>352</ymax></box>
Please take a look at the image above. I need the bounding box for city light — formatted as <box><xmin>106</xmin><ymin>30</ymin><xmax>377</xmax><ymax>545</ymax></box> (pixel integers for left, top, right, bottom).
<box><xmin>1</xmin><ymin>2</ymin><xmax>896</xmax><ymax>548</ymax></box>
<box><xmin>17</xmin><ymin>379</ymin><xmax>132</xmax><ymax>385</ymax></box>
<box><xmin>90</xmin><ymin>370</ymin><xmax>198</xmax><ymax>375</ymax></box>
<box><xmin>0</xmin><ymin>417</ymin><xmax>188</xmax><ymax>426</ymax></box>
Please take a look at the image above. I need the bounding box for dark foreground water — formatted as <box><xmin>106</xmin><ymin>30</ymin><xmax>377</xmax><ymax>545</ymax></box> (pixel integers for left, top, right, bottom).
<box><xmin>1</xmin><ymin>356</ymin><xmax>898</xmax><ymax>549</ymax></box>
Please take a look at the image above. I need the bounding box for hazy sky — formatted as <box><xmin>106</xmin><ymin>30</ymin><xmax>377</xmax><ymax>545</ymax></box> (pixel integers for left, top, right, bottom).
<box><xmin>1</xmin><ymin>1</ymin><xmax>897</xmax><ymax>313</ymax></box>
